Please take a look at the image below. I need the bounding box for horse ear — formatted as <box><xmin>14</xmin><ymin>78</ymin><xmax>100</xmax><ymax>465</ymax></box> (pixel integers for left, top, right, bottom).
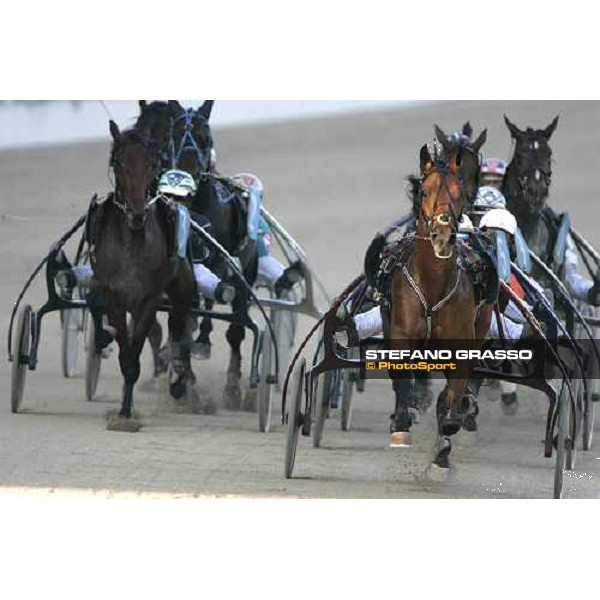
<box><xmin>138</xmin><ymin>100</ymin><xmax>147</xmax><ymax>112</ymax></box>
<box><xmin>434</xmin><ymin>125</ymin><xmax>451</xmax><ymax>153</ymax></box>
<box><xmin>420</xmin><ymin>144</ymin><xmax>433</xmax><ymax>174</ymax></box>
<box><xmin>109</xmin><ymin>120</ymin><xmax>120</xmax><ymax>141</ymax></box>
<box><xmin>471</xmin><ymin>129</ymin><xmax>487</xmax><ymax>153</ymax></box>
<box><xmin>198</xmin><ymin>100</ymin><xmax>215</xmax><ymax>120</ymax></box>
<box><xmin>542</xmin><ymin>116</ymin><xmax>559</xmax><ymax>140</ymax></box>
<box><xmin>168</xmin><ymin>100</ymin><xmax>183</xmax><ymax>113</ymax></box>
<box><xmin>462</xmin><ymin>121</ymin><xmax>473</xmax><ymax>139</ymax></box>
<box><xmin>504</xmin><ymin>115</ymin><xmax>522</xmax><ymax>139</ymax></box>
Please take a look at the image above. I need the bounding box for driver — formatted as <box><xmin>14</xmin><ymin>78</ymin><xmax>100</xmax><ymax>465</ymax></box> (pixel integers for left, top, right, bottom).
<box><xmin>157</xmin><ymin>169</ymin><xmax>236</xmax><ymax>304</ymax></box>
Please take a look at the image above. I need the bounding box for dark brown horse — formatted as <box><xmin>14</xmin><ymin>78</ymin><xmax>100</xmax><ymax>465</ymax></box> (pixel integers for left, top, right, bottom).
<box><xmin>89</xmin><ymin>120</ymin><xmax>196</xmax><ymax>430</ymax></box>
<box><xmin>383</xmin><ymin>144</ymin><xmax>493</xmax><ymax>475</ymax></box>
<box><xmin>165</xmin><ymin>101</ymin><xmax>260</xmax><ymax>410</ymax></box>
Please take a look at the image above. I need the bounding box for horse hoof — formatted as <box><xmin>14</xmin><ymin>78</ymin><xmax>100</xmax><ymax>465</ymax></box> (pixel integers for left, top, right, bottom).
<box><xmin>441</xmin><ymin>421</ymin><xmax>462</xmax><ymax>436</ymax></box>
<box><xmin>192</xmin><ymin>341</ymin><xmax>211</xmax><ymax>361</ymax></box>
<box><xmin>463</xmin><ymin>414</ymin><xmax>478</xmax><ymax>433</ymax></box>
<box><xmin>501</xmin><ymin>393</ymin><xmax>518</xmax><ymax>416</ymax></box>
<box><xmin>170</xmin><ymin>380</ymin><xmax>186</xmax><ymax>400</ymax></box>
<box><xmin>242</xmin><ymin>388</ymin><xmax>257</xmax><ymax>412</ymax></box>
<box><xmin>426</xmin><ymin>462</ymin><xmax>451</xmax><ymax>483</ymax></box>
<box><xmin>223</xmin><ymin>384</ymin><xmax>242</xmax><ymax>410</ymax></box>
<box><xmin>199</xmin><ymin>398</ymin><xmax>217</xmax><ymax>415</ymax></box>
<box><xmin>105</xmin><ymin>412</ymin><xmax>142</xmax><ymax>433</ymax></box>
<box><xmin>389</xmin><ymin>431</ymin><xmax>413</xmax><ymax>448</ymax></box>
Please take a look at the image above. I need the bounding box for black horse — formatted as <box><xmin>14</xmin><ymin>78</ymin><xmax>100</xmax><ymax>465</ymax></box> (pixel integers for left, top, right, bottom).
<box><xmin>89</xmin><ymin>121</ymin><xmax>196</xmax><ymax>431</ymax></box>
<box><xmin>503</xmin><ymin>114</ymin><xmax>559</xmax><ymax>263</ymax></box>
<box><xmin>139</xmin><ymin>100</ymin><xmax>260</xmax><ymax>410</ymax></box>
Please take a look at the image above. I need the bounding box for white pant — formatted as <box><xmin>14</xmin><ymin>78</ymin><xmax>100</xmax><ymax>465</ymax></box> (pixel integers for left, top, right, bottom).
<box><xmin>72</xmin><ymin>263</ymin><xmax>222</xmax><ymax>301</ymax></box>
<box><xmin>193</xmin><ymin>263</ymin><xmax>220</xmax><ymax>299</ymax></box>
<box><xmin>257</xmin><ymin>255</ymin><xmax>285</xmax><ymax>288</ymax></box>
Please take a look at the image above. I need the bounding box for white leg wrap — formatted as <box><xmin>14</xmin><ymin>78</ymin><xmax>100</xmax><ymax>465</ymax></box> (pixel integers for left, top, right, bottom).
<box><xmin>193</xmin><ymin>263</ymin><xmax>220</xmax><ymax>299</ymax></box>
<box><xmin>354</xmin><ymin>306</ymin><xmax>383</xmax><ymax>340</ymax></box>
<box><xmin>258</xmin><ymin>255</ymin><xmax>285</xmax><ymax>288</ymax></box>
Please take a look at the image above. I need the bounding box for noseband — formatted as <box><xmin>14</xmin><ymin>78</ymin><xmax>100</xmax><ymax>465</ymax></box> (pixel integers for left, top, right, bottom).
<box><xmin>418</xmin><ymin>160</ymin><xmax>465</xmax><ymax>237</ymax></box>
<box><xmin>169</xmin><ymin>108</ymin><xmax>212</xmax><ymax>173</ymax></box>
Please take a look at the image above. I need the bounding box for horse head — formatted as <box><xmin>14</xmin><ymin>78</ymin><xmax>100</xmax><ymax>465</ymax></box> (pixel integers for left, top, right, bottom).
<box><xmin>503</xmin><ymin>115</ymin><xmax>558</xmax><ymax>215</ymax></box>
<box><xmin>417</xmin><ymin>143</ymin><xmax>467</xmax><ymax>259</ymax></box>
<box><xmin>434</xmin><ymin>122</ymin><xmax>487</xmax><ymax>204</ymax></box>
<box><xmin>170</xmin><ymin>100</ymin><xmax>215</xmax><ymax>181</ymax></box>
<box><xmin>135</xmin><ymin>100</ymin><xmax>179</xmax><ymax>171</ymax></box>
<box><xmin>109</xmin><ymin>120</ymin><xmax>158</xmax><ymax>230</ymax></box>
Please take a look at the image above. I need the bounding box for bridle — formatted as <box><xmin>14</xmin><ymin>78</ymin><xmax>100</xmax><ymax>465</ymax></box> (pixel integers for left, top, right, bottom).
<box><xmin>169</xmin><ymin>108</ymin><xmax>213</xmax><ymax>174</ymax></box>
<box><xmin>509</xmin><ymin>133</ymin><xmax>553</xmax><ymax>206</ymax></box>
<box><xmin>109</xmin><ymin>134</ymin><xmax>161</xmax><ymax>227</ymax></box>
<box><xmin>417</xmin><ymin>158</ymin><xmax>466</xmax><ymax>239</ymax></box>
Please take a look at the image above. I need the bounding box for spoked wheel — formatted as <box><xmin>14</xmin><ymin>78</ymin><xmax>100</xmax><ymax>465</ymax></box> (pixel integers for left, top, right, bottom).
<box><xmin>341</xmin><ymin>346</ymin><xmax>359</xmax><ymax>431</ymax></box>
<box><xmin>285</xmin><ymin>358</ymin><xmax>306</xmax><ymax>479</ymax></box>
<box><xmin>582</xmin><ymin>380</ymin><xmax>595</xmax><ymax>451</ymax></box>
<box><xmin>554</xmin><ymin>383</ymin><xmax>569</xmax><ymax>499</ymax></box>
<box><xmin>566</xmin><ymin>380</ymin><xmax>579</xmax><ymax>471</ymax></box>
<box><xmin>312</xmin><ymin>370</ymin><xmax>334</xmax><ymax>448</ymax></box>
<box><xmin>258</xmin><ymin>331</ymin><xmax>273</xmax><ymax>432</ymax></box>
<box><xmin>85</xmin><ymin>317</ymin><xmax>102</xmax><ymax>402</ymax></box>
<box><xmin>11</xmin><ymin>304</ymin><xmax>33</xmax><ymax>414</ymax></box>
<box><xmin>61</xmin><ymin>291</ymin><xmax>84</xmax><ymax>378</ymax></box>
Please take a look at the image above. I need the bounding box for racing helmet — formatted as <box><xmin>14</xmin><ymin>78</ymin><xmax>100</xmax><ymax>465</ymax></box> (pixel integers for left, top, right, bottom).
<box><xmin>480</xmin><ymin>157</ymin><xmax>507</xmax><ymax>188</ymax></box>
<box><xmin>472</xmin><ymin>186</ymin><xmax>507</xmax><ymax>213</ymax></box>
<box><xmin>157</xmin><ymin>169</ymin><xmax>197</xmax><ymax>198</ymax></box>
<box><xmin>479</xmin><ymin>208</ymin><xmax>517</xmax><ymax>236</ymax></box>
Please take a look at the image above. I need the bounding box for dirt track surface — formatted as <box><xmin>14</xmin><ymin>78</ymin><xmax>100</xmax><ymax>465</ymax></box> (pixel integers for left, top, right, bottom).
<box><xmin>2</xmin><ymin>100</ymin><xmax>600</xmax><ymax>499</ymax></box>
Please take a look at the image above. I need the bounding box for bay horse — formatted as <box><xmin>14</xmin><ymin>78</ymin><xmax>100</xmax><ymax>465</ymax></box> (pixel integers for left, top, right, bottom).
<box><xmin>383</xmin><ymin>144</ymin><xmax>493</xmax><ymax>475</ymax></box>
<box><xmin>503</xmin><ymin>115</ymin><xmax>559</xmax><ymax>263</ymax></box>
<box><xmin>90</xmin><ymin>120</ymin><xmax>196</xmax><ymax>431</ymax></box>
<box><xmin>395</xmin><ymin>122</ymin><xmax>487</xmax><ymax>413</ymax></box>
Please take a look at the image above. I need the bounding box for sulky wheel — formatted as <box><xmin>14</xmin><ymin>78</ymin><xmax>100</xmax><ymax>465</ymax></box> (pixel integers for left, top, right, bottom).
<box><xmin>85</xmin><ymin>317</ymin><xmax>102</xmax><ymax>402</ymax></box>
<box><xmin>582</xmin><ymin>379</ymin><xmax>595</xmax><ymax>451</ymax></box>
<box><xmin>566</xmin><ymin>379</ymin><xmax>579</xmax><ymax>471</ymax></box>
<box><xmin>341</xmin><ymin>346</ymin><xmax>359</xmax><ymax>431</ymax></box>
<box><xmin>11</xmin><ymin>304</ymin><xmax>33</xmax><ymax>414</ymax></box>
<box><xmin>284</xmin><ymin>358</ymin><xmax>306</xmax><ymax>479</ymax></box>
<box><xmin>258</xmin><ymin>330</ymin><xmax>274</xmax><ymax>433</ymax></box>
<box><xmin>341</xmin><ymin>369</ymin><xmax>355</xmax><ymax>431</ymax></box>
<box><xmin>312</xmin><ymin>370</ymin><xmax>334</xmax><ymax>448</ymax></box>
<box><xmin>554</xmin><ymin>383</ymin><xmax>569</xmax><ymax>499</ymax></box>
<box><xmin>61</xmin><ymin>292</ymin><xmax>84</xmax><ymax>378</ymax></box>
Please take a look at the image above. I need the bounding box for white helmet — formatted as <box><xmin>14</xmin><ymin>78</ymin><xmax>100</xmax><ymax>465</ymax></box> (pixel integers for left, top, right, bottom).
<box><xmin>458</xmin><ymin>213</ymin><xmax>474</xmax><ymax>233</ymax></box>
<box><xmin>158</xmin><ymin>169</ymin><xmax>197</xmax><ymax>198</ymax></box>
<box><xmin>479</xmin><ymin>208</ymin><xmax>517</xmax><ymax>236</ymax></box>
<box><xmin>473</xmin><ymin>186</ymin><xmax>507</xmax><ymax>213</ymax></box>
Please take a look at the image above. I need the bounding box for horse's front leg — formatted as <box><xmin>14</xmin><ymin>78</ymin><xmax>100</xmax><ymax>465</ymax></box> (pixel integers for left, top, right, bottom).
<box><xmin>389</xmin><ymin>374</ymin><xmax>417</xmax><ymax>447</ymax></box>
<box><xmin>166</xmin><ymin>263</ymin><xmax>195</xmax><ymax>400</ymax></box>
<box><xmin>105</xmin><ymin>298</ymin><xmax>141</xmax><ymax>432</ymax></box>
